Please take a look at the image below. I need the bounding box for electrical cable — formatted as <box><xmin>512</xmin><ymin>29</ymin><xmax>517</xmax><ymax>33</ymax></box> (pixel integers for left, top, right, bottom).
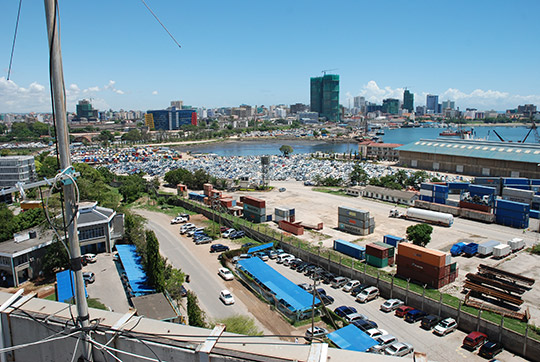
<box><xmin>0</xmin><ymin>330</ymin><xmax>81</xmax><ymax>354</ymax></box>
<box><xmin>139</xmin><ymin>0</ymin><xmax>181</xmax><ymax>48</ymax></box>
<box><xmin>88</xmin><ymin>337</ymin><xmax>157</xmax><ymax>362</ymax></box>
<box><xmin>7</xmin><ymin>0</ymin><xmax>23</xmax><ymax>80</ymax></box>
<box><xmin>69</xmin><ymin>333</ymin><xmax>82</xmax><ymax>362</ymax></box>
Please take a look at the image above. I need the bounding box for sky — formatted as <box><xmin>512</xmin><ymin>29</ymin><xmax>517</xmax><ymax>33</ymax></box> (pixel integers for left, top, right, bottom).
<box><xmin>1</xmin><ymin>0</ymin><xmax>540</xmax><ymax>113</ymax></box>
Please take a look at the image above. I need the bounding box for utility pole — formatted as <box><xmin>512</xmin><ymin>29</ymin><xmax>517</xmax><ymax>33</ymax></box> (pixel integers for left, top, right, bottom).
<box><xmin>44</xmin><ymin>1</ymin><xmax>91</xmax><ymax>359</ymax></box>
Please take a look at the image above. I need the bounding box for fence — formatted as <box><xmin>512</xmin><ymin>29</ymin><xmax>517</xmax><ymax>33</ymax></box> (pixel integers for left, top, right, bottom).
<box><xmin>168</xmin><ymin>196</ymin><xmax>540</xmax><ymax>361</ymax></box>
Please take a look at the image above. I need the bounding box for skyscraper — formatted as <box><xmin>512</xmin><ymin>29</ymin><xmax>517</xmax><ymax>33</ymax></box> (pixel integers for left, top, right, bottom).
<box><xmin>403</xmin><ymin>90</ymin><xmax>414</xmax><ymax>112</ymax></box>
<box><xmin>310</xmin><ymin>74</ymin><xmax>340</xmax><ymax>121</ymax></box>
<box><xmin>442</xmin><ymin>100</ymin><xmax>455</xmax><ymax>110</ymax></box>
<box><xmin>353</xmin><ymin>96</ymin><xmax>365</xmax><ymax>108</ymax></box>
<box><xmin>382</xmin><ymin>98</ymin><xmax>400</xmax><ymax>115</ymax></box>
<box><xmin>426</xmin><ymin>94</ymin><xmax>439</xmax><ymax>113</ymax></box>
<box><xmin>76</xmin><ymin>99</ymin><xmax>98</xmax><ymax>121</ymax></box>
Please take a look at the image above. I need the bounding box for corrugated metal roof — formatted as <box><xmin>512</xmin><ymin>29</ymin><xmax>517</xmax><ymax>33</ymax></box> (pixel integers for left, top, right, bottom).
<box><xmin>397</xmin><ymin>139</ymin><xmax>540</xmax><ymax>163</ymax></box>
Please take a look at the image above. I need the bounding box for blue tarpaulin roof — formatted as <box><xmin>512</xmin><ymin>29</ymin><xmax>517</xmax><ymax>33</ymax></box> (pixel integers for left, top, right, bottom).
<box><xmin>56</xmin><ymin>270</ymin><xmax>87</xmax><ymax>303</ymax></box>
<box><xmin>327</xmin><ymin>325</ymin><xmax>378</xmax><ymax>352</ymax></box>
<box><xmin>247</xmin><ymin>242</ymin><xmax>273</xmax><ymax>254</ymax></box>
<box><xmin>116</xmin><ymin>244</ymin><xmax>155</xmax><ymax>296</ymax></box>
<box><xmin>237</xmin><ymin>257</ymin><xmax>319</xmax><ymax>312</ymax></box>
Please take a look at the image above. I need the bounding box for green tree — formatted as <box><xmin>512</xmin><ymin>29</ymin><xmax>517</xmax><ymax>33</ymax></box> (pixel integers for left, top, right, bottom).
<box><xmin>164</xmin><ymin>168</ymin><xmax>193</xmax><ymax>187</ymax></box>
<box><xmin>145</xmin><ymin>230</ymin><xmax>165</xmax><ymax>292</ymax></box>
<box><xmin>214</xmin><ymin>315</ymin><xmax>262</xmax><ymax>336</ymax></box>
<box><xmin>121</xmin><ymin>129</ymin><xmax>143</xmax><ymax>142</ymax></box>
<box><xmin>312</xmin><ymin>130</ymin><xmax>320</xmax><ymax>137</ymax></box>
<box><xmin>349</xmin><ymin>163</ymin><xmax>368</xmax><ymax>185</ymax></box>
<box><xmin>164</xmin><ymin>267</ymin><xmax>186</xmax><ymax>300</ymax></box>
<box><xmin>279</xmin><ymin>144</ymin><xmax>293</xmax><ymax>157</ymax></box>
<box><xmin>187</xmin><ymin>291</ymin><xmax>206</xmax><ymax>327</ymax></box>
<box><xmin>41</xmin><ymin>239</ymin><xmax>69</xmax><ymax>277</ymax></box>
<box><xmin>37</xmin><ymin>156</ymin><xmax>59</xmax><ymax>178</ymax></box>
<box><xmin>0</xmin><ymin>204</ymin><xmax>15</xmax><ymax>242</ymax></box>
<box><xmin>406</xmin><ymin>223</ymin><xmax>433</xmax><ymax>247</ymax></box>
<box><xmin>97</xmin><ymin>130</ymin><xmax>114</xmax><ymax>144</ymax></box>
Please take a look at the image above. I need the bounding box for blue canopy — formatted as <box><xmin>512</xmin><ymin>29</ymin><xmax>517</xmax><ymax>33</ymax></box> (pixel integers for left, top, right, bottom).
<box><xmin>116</xmin><ymin>244</ymin><xmax>155</xmax><ymax>295</ymax></box>
<box><xmin>247</xmin><ymin>242</ymin><xmax>274</xmax><ymax>254</ymax></box>
<box><xmin>327</xmin><ymin>324</ymin><xmax>378</xmax><ymax>352</ymax></box>
<box><xmin>238</xmin><ymin>257</ymin><xmax>318</xmax><ymax>312</ymax></box>
<box><xmin>56</xmin><ymin>270</ymin><xmax>87</xmax><ymax>303</ymax></box>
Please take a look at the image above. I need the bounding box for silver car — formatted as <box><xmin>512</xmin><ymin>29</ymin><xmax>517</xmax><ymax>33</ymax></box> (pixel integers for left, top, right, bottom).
<box><xmin>384</xmin><ymin>342</ymin><xmax>414</xmax><ymax>357</ymax></box>
<box><xmin>370</xmin><ymin>334</ymin><xmax>398</xmax><ymax>354</ymax></box>
<box><xmin>433</xmin><ymin>318</ymin><xmax>458</xmax><ymax>336</ymax></box>
<box><xmin>380</xmin><ymin>298</ymin><xmax>404</xmax><ymax>312</ymax></box>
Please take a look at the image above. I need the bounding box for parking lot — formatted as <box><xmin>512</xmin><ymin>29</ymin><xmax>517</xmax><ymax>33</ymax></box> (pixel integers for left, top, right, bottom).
<box><xmin>262</xmin><ymin>258</ymin><xmax>526</xmax><ymax>362</ymax></box>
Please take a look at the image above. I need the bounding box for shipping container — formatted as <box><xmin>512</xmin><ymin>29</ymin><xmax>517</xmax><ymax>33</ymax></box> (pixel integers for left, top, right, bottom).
<box><xmin>366</xmin><ymin>254</ymin><xmax>388</xmax><ymax>268</ymax></box>
<box><xmin>508</xmin><ymin>238</ymin><xmax>525</xmax><ymax>251</ymax></box>
<box><xmin>420</xmin><ymin>195</ymin><xmax>433</xmax><ymax>202</ymax></box>
<box><xmin>477</xmin><ymin>240</ymin><xmax>500</xmax><ymax>256</ymax></box>
<box><xmin>396</xmin><ymin>254</ymin><xmax>450</xmax><ymax>279</ymax></box>
<box><xmin>448</xmin><ymin>182</ymin><xmax>470</xmax><ymax>190</ymax></box>
<box><xmin>333</xmin><ymin>239</ymin><xmax>366</xmax><ymax>260</ymax></box>
<box><xmin>495</xmin><ymin>199</ymin><xmax>530</xmax><ymax>213</ymax></box>
<box><xmin>397</xmin><ymin>243</ymin><xmax>446</xmax><ymax>267</ymax></box>
<box><xmin>459</xmin><ymin>208</ymin><xmax>495</xmax><ymax>223</ymax></box>
<box><xmin>469</xmin><ymin>184</ymin><xmax>497</xmax><ymax>195</ymax></box>
<box><xmin>338</xmin><ymin>206</ymin><xmax>370</xmax><ymax>221</ymax></box>
<box><xmin>338</xmin><ymin>223</ymin><xmax>372</xmax><ymax>236</ymax></box>
<box><xmin>420</xmin><ymin>189</ymin><xmax>433</xmax><ymax>197</ymax></box>
<box><xmin>242</xmin><ymin>196</ymin><xmax>266</xmax><ymax>209</ymax></box>
<box><xmin>396</xmin><ymin>264</ymin><xmax>452</xmax><ymax>289</ymax></box>
<box><xmin>243</xmin><ymin>210</ymin><xmax>266</xmax><ymax>223</ymax></box>
<box><xmin>530</xmin><ymin>210</ymin><xmax>540</xmax><ymax>219</ymax></box>
<box><xmin>459</xmin><ymin>200</ymin><xmax>492</xmax><ymax>213</ymax></box>
<box><xmin>462</xmin><ymin>243</ymin><xmax>478</xmax><ymax>257</ymax></box>
<box><xmin>502</xmin><ymin>187</ymin><xmax>535</xmax><ymax>199</ymax></box>
<box><xmin>383</xmin><ymin>235</ymin><xmax>403</xmax><ymax>247</ymax></box>
<box><xmin>420</xmin><ymin>183</ymin><xmax>435</xmax><ymax>191</ymax></box>
<box><xmin>337</xmin><ymin>216</ymin><xmax>371</xmax><ymax>229</ymax></box>
<box><xmin>502</xmin><ymin>178</ymin><xmax>529</xmax><ymax>185</ymax></box>
<box><xmin>531</xmin><ymin>179</ymin><xmax>540</xmax><ymax>186</ymax></box>
<box><xmin>366</xmin><ymin>243</ymin><xmax>389</xmax><ymax>259</ymax></box>
<box><xmin>433</xmin><ymin>198</ymin><xmax>446</xmax><ymax>205</ymax></box>
<box><xmin>278</xmin><ymin>220</ymin><xmax>304</xmax><ymax>235</ymax></box>
<box><xmin>243</xmin><ymin>203</ymin><xmax>266</xmax><ymax>215</ymax></box>
<box><xmin>373</xmin><ymin>242</ymin><xmax>395</xmax><ymax>258</ymax></box>
<box><xmin>493</xmin><ymin>244</ymin><xmax>511</xmax><ymax>258</ymax></box>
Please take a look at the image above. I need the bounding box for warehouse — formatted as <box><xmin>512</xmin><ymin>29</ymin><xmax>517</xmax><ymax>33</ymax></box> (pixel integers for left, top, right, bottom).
<box><xmin>397</xmin><ymin>139</ymin><xmax>540</xmax><ymax>179</ymax></box>
<box><xmin>362</xmin><ymin>185</ymin><xmax>418</xmax><ymax>206</ymax></box>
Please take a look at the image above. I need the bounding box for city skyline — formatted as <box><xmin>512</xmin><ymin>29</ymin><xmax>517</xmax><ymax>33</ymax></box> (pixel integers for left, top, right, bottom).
<box><xmin>1</xmin><ymin>1</ymin><xmax>540</xmax><ymax>113</ymax></box>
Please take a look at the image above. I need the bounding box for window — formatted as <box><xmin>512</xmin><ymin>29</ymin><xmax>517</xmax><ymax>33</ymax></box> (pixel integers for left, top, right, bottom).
<box><xmin>411</xmin><ymin>160</ymin><xmax>417</xmax><ymax>167</ymax></box>
<box><xmin>433</xmin><ymin>162</ymin><xmax>439</xmax><ymax>170</ymax></box>
<box><xmin>79</xmin><ymin>226</ymin><xmax>105</xmax><ymax>241</ymax></box>
<box><xmin>482</xmin><ymin>168</ymin><xmax>490</xmax><ymax>176</ymax></box>
<box><xmin>511</xmin><ymin>171</ymin><xmax>520</xmax><ymax>177</ymax></box>
<box><xmin>456</xmin><ymin>165</ymin><xmax>463</xmax><ymax>173</ymax></box>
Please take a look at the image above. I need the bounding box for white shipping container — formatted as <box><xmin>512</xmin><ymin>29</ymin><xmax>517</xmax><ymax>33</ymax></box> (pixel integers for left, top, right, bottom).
<box><xmin>478</xmin><ymin>240</ymin><xmax>500</xmax><ymax>256</ymax></box>
<box><xmin>445</xmin><ymin>254</ymin><xmax>452</xmax><ymax>266</ymax></box>
<box><xmin>420</xmin><ymin>189</ymin><xmax>433</xmax><ymax>197</ymax></box>
<box><xmin>493</xmin><ymin>244</ymin><xmax>511</xmax><ymax>258</ymax></box>
<box><xmin>502</xmin><ymin>187</ymin><xmax>535</xmax><ymax>199</ymax></box>
<box><xmin>508</xmin><ymin>238</ymin><xmax>525</xmax><ymax>251</ymax></box>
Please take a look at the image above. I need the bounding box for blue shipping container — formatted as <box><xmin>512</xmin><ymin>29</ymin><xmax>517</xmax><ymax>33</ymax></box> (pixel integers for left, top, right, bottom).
<box><xmin>463</xmin><ymin>243</ymin><xmax>478</xmax><ymax>256</ymax></box>
<box><xmin>433</xmin><ymin>198</ymin><xmax>446</xmax><ymax>205</ymax></box>
<box><xmin>433</xmin><ymin>192</ymin><xmax>448</xmax><ymax>198</ymax></box>
<box><xmin>530</xmin><ymin>210</ymin><xmax>540</xmax><ymax>219</ymax></box>
<box><xmin>448</xmin><ymin>182</ymin><xmax>470</xmax><ymax>190</ymax></box>
<box><xmin>502</xmin><ymin>178</ymin><xmax>529</xmax><ymax>185</ymax></box>
<box><xmin>469</xmin><ymin>184</ymin><xmax>497</xmax><ymax>195</ymax></box>
<box><xmin>530</xmin><ymin>179</ymin><xmax>540</xmax><ymax>186</ymax></box>
<box><xmin>383</xmin><ymin>235</ymin><xmax>403</xmax><ymax>247</ymax></box>
<box><xmin>333</xmin><ymin>239</ymin><xmax>366</xmax><ymax>260</ymax></box>
<box><xmin>420</xmin><ymin>195</ymin><xmax>433</xmax><ymax>202</ymax></box>
<box><xmin>495</xmin><ymin>200</ymin><xmax>530</xmax><ymax>213</ymax></box>
<box><xmin>420</xmin><ymin>183</ymin><xmax>434</xmax><ymax>191</ymax></box>
<box><xmin>495</xmin><ymin>215</ymin><xmax>529</xmax><ymax>229</ymax></box>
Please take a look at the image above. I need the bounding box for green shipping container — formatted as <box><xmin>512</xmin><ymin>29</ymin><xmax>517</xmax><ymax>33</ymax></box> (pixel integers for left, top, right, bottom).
<box><xmin>450</xmin><ymin>262</ymin><xmax>457</xmax><ymax>272</ymax></box>
<box><xmin>373</xmin><ymin>242</ymin><xmax>395</xmax><ymax>258</ymax></box>
<box><xmin>366</xmin><ymin>254</ymin><xmax>388</xmax><ymax>268</ymax></box>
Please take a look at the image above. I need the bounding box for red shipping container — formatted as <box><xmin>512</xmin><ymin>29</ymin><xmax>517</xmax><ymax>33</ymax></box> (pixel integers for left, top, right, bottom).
<box><xmin>237</xmin><ymin>202</ymin><xmax>244</xmax><ymax>207</ymax></box>
<box><xmin>459</xmin><ymin>200</ymin><xmax>492</xmax><ymax>213</ymax></box>
<box><xmin>242</xmin><ymin>196</ymin><xmax>266</xmax><ymax>209</ymax></box>
<box><xmin>398</xmin><ymin>243</ymin><xmax>446</xmax><ymax>268</ymax></box>
<box><xmin>388</xmin><ymin>256</ymin><xmax>395</xmax><ymax>265</ymax></box>
<box><xmin>366</xmin><ymin>243</ymin><xmax>389</xmax><ymax>259</ymax></box>
<box><xmin>396</xmin><ymin>254</ymin><xmax>450</xmax><ymax>279</ymax></box>
<box><xmin>397</xmin><ymin>265</ymin><xmax>452</xmax><ymax>289</ymax></box>
<box><xmin>279</xmin><ymin>220</ymin><xmax>304</xmax><ymax>235</ymax></box>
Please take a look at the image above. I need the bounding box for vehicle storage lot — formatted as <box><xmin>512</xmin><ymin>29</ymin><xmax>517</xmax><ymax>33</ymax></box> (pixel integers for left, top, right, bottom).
<box><xmin>230</xmin><ymin>180</ymin><xmax>540</xmax><ymax>325</ymax></box>
<box><xmin>265</xmin><ymin>258</ymin><xmax>526</xmax><ymax>362</ymax></box>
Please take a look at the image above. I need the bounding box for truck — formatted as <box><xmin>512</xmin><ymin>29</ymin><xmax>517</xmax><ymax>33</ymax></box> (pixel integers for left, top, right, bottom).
<box><xmin>477</xmin><ymin>240</ymin><xmax>500</xmax><ymax>257</ymax></box>
<box><xmin>389</xmin><ymin>208</ymin><xmax>454</xmax><ymax>227</ymax></box>
<box><xmin>462</xmin><ymin>243</ymin><xmax>479</xmax><ymax>257</ymax></box>
<box><xmin>450</xmin><ymin>242</ymin><xmax>467</xmax><ymax>256</ymax></box>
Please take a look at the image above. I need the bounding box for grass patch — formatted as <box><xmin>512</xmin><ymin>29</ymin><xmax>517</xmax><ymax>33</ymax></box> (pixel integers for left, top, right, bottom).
<box><xmin>312</xmin><ymin>187</ymin><xmax>350</xmax><ymax>197</ymax></box>
<box><xmin>44</xmin><ymin>294</ymin><xmax>56</xmax><ymax>301</ymax></box>
<box><xmin>293</xmin><ymin>315</ymin><xmax>321</xmax><ymax>327</ymax></box>
<box><xmin>87</xmin><ymin>298</ymin><xmax>107</xmax><ymax>310</ymax></box>
<box><xmin>136</xmin><ymin>203</ymin><xmax>194</xmax><ymax>217</ymax></box>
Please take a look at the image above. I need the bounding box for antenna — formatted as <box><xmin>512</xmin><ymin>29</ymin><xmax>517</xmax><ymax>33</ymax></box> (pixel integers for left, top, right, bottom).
<box><xmin>321</xmin><ymin>68</ymin><xmax>338</xmax><ymax>76</ymax></box>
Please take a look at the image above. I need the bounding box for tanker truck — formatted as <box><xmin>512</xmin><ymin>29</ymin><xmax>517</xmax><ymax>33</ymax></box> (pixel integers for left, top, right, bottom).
<box><xmin>389</xmin><ymin>207</ymin><xmax>454</xmax><ymax>227</ymax></box>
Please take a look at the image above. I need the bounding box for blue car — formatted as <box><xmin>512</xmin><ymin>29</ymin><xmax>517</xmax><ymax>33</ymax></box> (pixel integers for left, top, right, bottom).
<box><xmin>352</xmin><ymin>319</ymin><xmax>378</xmax><ymax>331</ymax></box>
<box><xmin>404</xmin><ymin>309</ymin><xmax>427</xmax><ymax>323</ymax></box>
<box><xmin>334</xmin><ymin>306</ymin><xmax>358</xmax><ymax>318</ymax></box>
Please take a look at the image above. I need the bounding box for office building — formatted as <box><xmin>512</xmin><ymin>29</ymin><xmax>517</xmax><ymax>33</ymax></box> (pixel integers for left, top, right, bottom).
<box><xmin>403</xmin><ymin>90</ymin><xmax>414</xmax><ymax>112</ymax></box>
<box><xmin>290</xmin><ymin>103</ymin><xmax>309</xmax><ymax>114</ymax></box>
<box><xmin>145</xmin><ymin>108</ymin><xmax>197</xmax><ymax>130</ymax></box>
<box><xmin>442</xmin><ymin>100</ymin><xmax>455</xmax><ymax>110</ymax></box>
<box><xmin>0</xmin><ymin>156</ymin><xmax>36</xmax><ymax>189</ymax></box>
<box><xmin>518</xmin><ymin>104</ymin><xmax>537</xmax><ymax>117</ymax></box>
<box><xmin>426</xmin><ymin>94</ymin><xmax>439</xmax><ymax>113</ymax></box>
<box><xmin>382</xmin><ymin>98</ymin><xmax>400</xmax><ymax>115</ymax></box>
<box><xmin>75</xmin><ymin>99</ymin><xmax>98</xmax><ymax>122</ymax></box>
<box><xmin>353</xmin><ymin>96</ymin><xmax>366</xmax><ymax>109</ymax></box>
<box><xmin>310</xmin><ymin>74</ymin><xmax>340</xmax><ymax>121</ymax></box>
<box><xmin>170</xmin><ymin>100</ymin><xmax>183</xmax><ymax>109</ymax></box>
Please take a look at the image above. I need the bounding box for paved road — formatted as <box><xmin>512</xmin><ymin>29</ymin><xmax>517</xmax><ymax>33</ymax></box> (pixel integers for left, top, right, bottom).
<box><xmin>265</xmin><ymin>259</ymin><xmax>526</xmax><ymax>362</ymax></box>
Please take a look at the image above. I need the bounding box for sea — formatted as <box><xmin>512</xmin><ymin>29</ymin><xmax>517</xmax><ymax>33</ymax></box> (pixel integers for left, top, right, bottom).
<box><xmin>180</xmin><ymin>125</ymin><xmax>536</xmax><ymax>157</ymax></box>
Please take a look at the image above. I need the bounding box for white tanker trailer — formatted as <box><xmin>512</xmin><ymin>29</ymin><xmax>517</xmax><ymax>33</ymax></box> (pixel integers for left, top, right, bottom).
<box><xmin>389</xmin><ymin>207</ymin><xmax>454</xmax><ymax>227</ymax></box>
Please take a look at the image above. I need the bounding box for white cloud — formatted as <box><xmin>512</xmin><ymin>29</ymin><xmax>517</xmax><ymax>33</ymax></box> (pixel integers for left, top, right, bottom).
<box><xmin>0</xmin><ymin>77</ymin><xmax>49</xmax><ymax>112</ymax></box>
<box><xmin>104</xmin><ymin>80</ymin><xmax>125</xmax><ymax>95</ymax></box>
<box><xmin>152</xmin><ymin>90</ymin><xmax>158</xmax><ymax>95</ymax></box>
<box><xmin>350</xmin><ymin>80</ymin><xmax>540</xmax><ymax>110</ymax></box>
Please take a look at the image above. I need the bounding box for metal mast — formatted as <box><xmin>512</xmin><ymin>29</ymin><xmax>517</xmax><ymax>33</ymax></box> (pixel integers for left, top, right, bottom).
<box><xmin>44</xmin><ymin>0</ymin><xmax>91</xmax><ymax>359</ymax></box>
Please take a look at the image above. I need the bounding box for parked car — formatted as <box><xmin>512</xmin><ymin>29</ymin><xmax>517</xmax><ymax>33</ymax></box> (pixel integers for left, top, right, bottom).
<box><xmin>195</xmin><ymin>236</ymin><xmax>213</xmax><ymax>245</ymax></box>
<box><xmin>82</xmin><ymin>254</ymin><xmax>97</xmax><ymax>263</ymax></box>
<box><xmin>331</xmin><ymin>276</ymin><xmax>349</xmax><ymax>289</ymax></box>
<box><xmin>421</xmin><ymin>314</ymin><xmax>441</xmax><ymax>330</ymax></box>
<box><xmin>230</xmin><ymin>231</ymin><xmax>246</xmax><ymax>239</ymax></box>
<box><xmin>279</xmin><ymin>187</ymin><xmax>286</xmax><ymax>192</ymax></box>
<box><xmin>222</xmin><ymin>229</ymin><xmax>235</xmax><ymax>238</ymax></box>
<box><xmin>242</xmin><ymin>242</ymin><xmax>255</xmax><ymax>248</ymax></box>
<box><xmin>218</xmin><ymin>267</ymin><xmax>234</xmax><ymax>281</ymax></box>
<box><xmin>296</xmin><ymin>262</ymin><xmax>311</xmax><ymax>273</ymax></box>
<box><xmin>380</xmin><ymin>299</ymin><xmax>404</xmax><ymax>312</ymax></box>
<box><xmin>290</xmin><ymin>259</ymin><xmax>305</xmax><ymax>270</ymax></box>
<box><xmin>369</xmin><ymin>334</ymin><xmax>398</xmax><ymax>354</ymax></box>
<box><xmin>350</xmin><ymin>283</ymin><xmax>371</xmax><ymax>296</ymax></box>
<box><xmin>171</xmin><ymin>216</ymin><xmax>187</xmax><ymax>224</ymax></box>
<box><xmin>193</xmin><ymin>233</ymin><xmax>209</xmax><ymax>241</ymax></box>
<box><xmin>283</xmin><ymin>256</ymin><xmax>299</xmax><ymax>266</ymax></box>
<box><xmin>82</xmin><ymin>271</ymin><xmax>95</xmax><ymax>284</ymax></box>
<box><xmin>210</xmin><ymin>244</ymin><xmax>229</xmax><ymax>253</ymax></box>
<box><xmin>404</xmin><ymin>309</ymin><xmax>427</xmax><ymax>323</ymax></box>
<box><xmin>333</xmin><ymin>306</ymin><xmax>357</xmax><ymax>319</ymax></box>
<box><xmin>188</xmin><ymin>227</ymin><xmax>205</xmax><ymax>237</ymax></box>
<box><xmin>364</xmin><ymin>328</ymin><xmax>388</xmax><ymax>339</ymax></box>
<box><xmin>342</xmin><ymin>279</ymin><xmax>360</xmax><ymax>292</ymax></box>
<box><xmin>318</xmin><ymin>294</ymin><xmax>335</xmax><ymax>305</ymax></box>
<box><xmin>356</xmin><ymin>286</ymin><xmax>379</xmax><ymax>303</ymax></box>
<box><xmin>219</xmin><ymin>289</ymin><xmax>235</xmax><ymax>305</ymax></box>
<box><xmin>180</xmin><ymin>223</ymin><xmax>196</xmax><ymax>234</ymax></box>
<box><xmin>352</xmin><ymin>319</ymin><xmax>378</xmax><ymax>331</ymax></box>
<box><xmin>220</xmin><ymin>226</ymin><xmax>229</xmax><ymax>233</ymax></box>
<box><xmin>268</xmin><ymin>250</ymin><xmax>279</xmax><ymax>259</ymax></box>
<box><xmin>478</xmin><ymin>341</ymin><xmax>503</xmax><ymax>358</ymax></box>
<box><xmin>304</xmin><ymin>326</ymin><xmax>327</xmax><ymax>341</ymax></box>
<box><xmin>304</xmin><ymin>265</ymin><xmax>319</xmax><ymax>276</ymax></box>
<box><xmin>276</xmin><ymin>253</ymin><xmax>294</xmax><ymax>264</ymax></box>
<box><xmin>395</xmin><ymin>306</ymin><xmax>414</xmax><ymax>318</ymax></box>
<box><xmin>462</xmin><ymin>331</ymin><xmax>487</xmax><ymax>350</ymax></box>
<box><xmin>384</xmin><ymin>342</ymin><xmax>414</xmax><ymax>357</ymax></box>
<box><xmin>344</xmin><ymin>313</ymin><xmax>368</xmax><ymax>323</ymax></box>
<box><xmin>297</xmin><ymin>283</ymin><xmax>312</xmax><ymax>292</ymax></box>
<box><xmin>255</xmin><ymin>252</ymin><xmax>269</xmax><ymax>261</ymax></box>
<box><xmin>319</xmin><ymin>271</ymin><xmax>335</xmax><ymax>284</ymax></box>
<box><xmin>433</xmin><ymin>318</ymin><xmax>458</xmax><ymax>336</ymax></box>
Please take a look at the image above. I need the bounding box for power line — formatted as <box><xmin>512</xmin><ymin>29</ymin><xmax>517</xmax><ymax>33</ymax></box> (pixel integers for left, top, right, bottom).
<box><xmin>7</xmin><ymin>0</ymin><xmax>23</xmax><ymax>80</ymax></box>
<box><xmin>140</xmin><ymin>0</ymin><xmax>182</xmax><ymax>48</ymax></box>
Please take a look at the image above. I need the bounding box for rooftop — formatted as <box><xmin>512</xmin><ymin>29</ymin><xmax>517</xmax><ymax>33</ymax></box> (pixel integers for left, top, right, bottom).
<box><xmin>363</xmin><ymin>185</ymin><xmax>418</xmax><ymax>200</ymax></box>
<box><xmin>77</xmin><ymin>202</ymin><xmax>115</xmax><ymax>226</ymax></box>
<box><xmin>132</xmin><ymin>293</ymin><xmax>179</xmax><ymax>321</ymax></box>
<box><xmin>397</xmin><ymin>139</ymin><xmax>540</xmax><ymax>163</ymax></box>
<box><xmin>0</xmin><ymin>227</ymin><xmax>55</xmax><ymax>257</ymax></box>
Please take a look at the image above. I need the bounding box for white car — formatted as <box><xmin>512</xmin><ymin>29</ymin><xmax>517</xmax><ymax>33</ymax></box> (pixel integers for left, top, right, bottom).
<box><xmin>219</xmin><ymin>290</ymin><xmax>235</xmax><ymax>305</ymax></box>
<box><xmin>356</xmin><ymin>286</ymin><xmax>379</xmax><ymax>303</ymax></box>
<box><xmin>433</xmin><ymin>318</ymin><xmax>458</xmax><ymax>336</ymax></box>
<box><xmin>342</xmin><ymin>279</ymin><xmax>360</xmax><ymax>292</ymax></box>
<box><xmin>384</xmin><ymin>342</ymin><xmax>414</xmax><ymax>357</ymax></box>
<box><xmin>276</xmin><ymin>253</ymin><xmax>293</xmax><ymax>264</ymax></box>
<box><xmin>218</xmin><ymin>267</ymin><xmax>234</xmax><ymax>281</ymax></box>
<box><xmin>170</xmin><ymin>216</ymin><xmax>187</xmax><ymax>224</ymax></box>
<box><xmin>83</xmin><ymin>254</ymin><xmax>97</xmax><ymax>263</ymax></box>
<box><xmin>305</xmin><ymin>326</ymin><xmax>328</xmax><ymax>341</ymax></box>
<box><xmin>344</xmin><ymin>313</ymin><xmax>367</xmax><ymax>323</ymax></box>
<box><xmin>380</xmin><ymin>299</ymin><xmax>404</xmax><ymax>312</ymax></box>
<box><xmin>180</xmin><ymin>223</ymin><xmax>196</xmax><ymax>234</ymax></box>
<box><xmin>222</xmin><ymin>229</ymin><xmax>235</xmax><ymax>238</ymax></box>
<box><xmin>370</xmin><ymin>334</ymin><xmax>398</xmax><ymax>354</ymax></box>
<box><xmin>364</xmin><ymin>328</ymin><xmax>389</xmax><ymax>339</ymax></box>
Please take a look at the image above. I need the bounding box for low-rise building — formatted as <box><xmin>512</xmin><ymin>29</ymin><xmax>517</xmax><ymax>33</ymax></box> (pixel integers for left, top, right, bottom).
<box><xmin>358</xmin><ymin>142</ymin><xmax>402</xmax><ymax>161</ymax></box>
<box><xmin>77</xmin><ymin>201</ymin><xmax>124</xmax><ymax>254</ymax></box>
<box><xmin>362</xmin><ymin>185</ymin><xmax>418</xmax><ymax>206</ymax></box>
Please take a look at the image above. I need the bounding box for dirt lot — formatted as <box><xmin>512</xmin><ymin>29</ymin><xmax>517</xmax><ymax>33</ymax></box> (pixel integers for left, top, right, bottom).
<box><xmin>224</xmin><ymin>180</ymin><xmax>540</xmax><ymax>326</ymax></box>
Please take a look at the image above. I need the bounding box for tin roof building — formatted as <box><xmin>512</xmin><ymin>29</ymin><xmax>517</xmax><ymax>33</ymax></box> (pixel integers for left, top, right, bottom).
<box><xmin>397</xmin><ymin>139</ymin><xmax>540</xmax><ymax>178</ymax></box>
